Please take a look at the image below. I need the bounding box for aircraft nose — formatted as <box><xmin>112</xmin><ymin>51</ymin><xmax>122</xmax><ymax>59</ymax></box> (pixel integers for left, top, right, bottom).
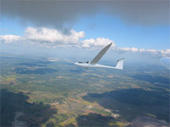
<box><xmin>74</xmin><ymin>62</ymin><xmax>78</xmax><ymax>65</ymax></box>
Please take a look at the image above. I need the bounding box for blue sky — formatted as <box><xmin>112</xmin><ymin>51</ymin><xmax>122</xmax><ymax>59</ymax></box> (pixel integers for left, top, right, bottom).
<box><xmin>1</xmin><ymin>13</ymin><xmax>169</xmax><ymax>50</ymax></box>
<box><xmin>73</xmin><ymin>14</ymin><xmax>170</xmax><ymax>50</ymax></box>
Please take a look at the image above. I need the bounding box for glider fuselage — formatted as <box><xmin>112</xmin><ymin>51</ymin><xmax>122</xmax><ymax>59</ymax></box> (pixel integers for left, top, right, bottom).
<box><xmin>74</xmin><ymin>62</ymin><xmax>115</xmax><ymax>69</ymax></box>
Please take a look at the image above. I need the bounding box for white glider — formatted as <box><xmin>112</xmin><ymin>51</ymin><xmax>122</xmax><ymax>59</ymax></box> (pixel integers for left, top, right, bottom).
<box><xmin>75</xmin><ymin>43</ymin><xmax>124</xmax><ymax>70</ymax></box>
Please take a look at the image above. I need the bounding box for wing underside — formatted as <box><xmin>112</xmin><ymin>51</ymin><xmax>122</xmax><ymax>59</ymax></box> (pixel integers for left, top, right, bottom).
<box><xmin>90</xmin><ymin>43</ymin><xmax>112</xmax><ymax>64</ymax></box>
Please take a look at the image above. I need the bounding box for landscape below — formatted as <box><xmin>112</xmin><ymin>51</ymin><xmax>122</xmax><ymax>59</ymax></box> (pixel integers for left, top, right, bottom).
<box><xmin>0</xmin><ymin>55</ymin><xmax>169</xmax><ymax>127</ymax></box>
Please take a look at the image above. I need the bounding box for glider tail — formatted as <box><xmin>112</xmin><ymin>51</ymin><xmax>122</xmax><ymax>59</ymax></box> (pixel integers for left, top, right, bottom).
<box><xmin>115</xmin><ymin>58</ymin><xmax>125</xmax><ymax>70</ymax></box>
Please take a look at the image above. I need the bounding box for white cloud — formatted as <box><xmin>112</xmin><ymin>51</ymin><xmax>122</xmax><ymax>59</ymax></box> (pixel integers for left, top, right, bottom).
<box><xmin>119</xmin><ymin>47</ymin><xmax>139</xmax><ymax>52</ymax></box>
<box><xmin>161</xmin><ymin>49</ymin><xmax>170</xmax><ymax>57</ymax></box>
<box><xmin>0</xmin><ymin>35</ymin><xmax>21</xmax><ymax>43</ymax></box>
<box><xmin>0</xmin><ymin>27</ymin><xmax>170</xmax><ymax>57</ymax></box>
<box><xmin>118</xmin><ymin>47</ymin><xmax>170</xmax><ymax>57</ymax></box>
<box><xmin>0</xmin><ymin>29</ymin><xmax>116</xmax><ymax>50</ymax></box>
<box><xmin>0</xmin><ymin>27</ymin><xmax>85</xmax><ymax>46</ymax></box>
<box><xmin>82</xmin><ymin>38</ymin><xmax>115</xmax><ymax>48</ymax></box>
<box><xmin>25</xmin><ymin>27</ymin><xmax>85</xmax><ymax>44</ymax></box>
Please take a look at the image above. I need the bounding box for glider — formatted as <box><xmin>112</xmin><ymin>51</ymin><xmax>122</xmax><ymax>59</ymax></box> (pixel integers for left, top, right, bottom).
<box><xmin>75</xmin><ymin>43</ymin><xmax>124</xmax><ymax>70</ymax></box>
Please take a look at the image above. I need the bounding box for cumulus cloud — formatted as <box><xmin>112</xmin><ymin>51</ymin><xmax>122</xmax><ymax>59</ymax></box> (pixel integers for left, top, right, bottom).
<box><xmin>0</xmin><ymin>27</ymin><xmax>85</xmax><ymax>45</ymax></box>
<box><xmin>118</xmin><ymin>47</ymin><xmax>170</xmax><ymax>57</ymax></box>
<box><xmin>82</xmin><ymin>38</ymin><xmax>115</xmax><ymax>48</ymax></box>
<box><xmin>0</xmin><ymin>27</ymin><xmax>170</xmax><ymax>57</ymax></box>
<box><xmin>0</xmin><ymin>35</ymin><xmax>21</xmax><ymax>43</ymax></box>
<box><xmin>119</xmin><ymin>47</ymin><xmax>139</xmax><ymax>52</ymax></box>
<box><xmin>0</xmin><ymin>27</ymin><xmax>114</xmax><ymax>48</ymax></box>
<box><xmin>1</xmin><ymin>0</ymin><xmax>169</xmax><ymax>29</ymax></box>
<box><xmin>119</xmin><ymin>47</ymin><xmax>160</xmax><ymax>54</ymax></box>
<box><xmin>25</xmin><ymin>27</ymin><xmax>84</xmax><ymax>44</ymax></box>
<box><xmin>161</xmin><ymin>49</ymin><xmax>170</xmax><ymax>57</ymax></box>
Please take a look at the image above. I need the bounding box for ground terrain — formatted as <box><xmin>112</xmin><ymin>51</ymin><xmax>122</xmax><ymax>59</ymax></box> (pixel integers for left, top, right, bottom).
<box><xmin>0</xmin><ymin>55</ymin><xmax>169</xmax><ymax>127</ymax></box>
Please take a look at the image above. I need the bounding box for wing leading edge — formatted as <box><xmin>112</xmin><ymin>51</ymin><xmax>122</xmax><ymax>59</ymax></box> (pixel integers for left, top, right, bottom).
<box><xmin>90</xmin><ymin>43</ymin><xmax>112</xmax><ymax>64</ymax></box>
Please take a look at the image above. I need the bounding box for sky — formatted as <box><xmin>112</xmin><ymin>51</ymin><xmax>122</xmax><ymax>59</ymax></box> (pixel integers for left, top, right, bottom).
<box><xmin>0</xmin><ymin>0</ymin><xmax>170</xmax><ymax>59</ymax></box>
<box><xmin>73</xmin><ymin>14</ymin><xmax>169</xmax><ymax>49</ymax></box>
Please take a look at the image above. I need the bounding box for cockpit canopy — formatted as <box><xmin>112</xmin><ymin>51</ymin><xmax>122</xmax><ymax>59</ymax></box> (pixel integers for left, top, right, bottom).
<box><xmin>78</xmin><ymin>61</ymin><xmax>89</xmax><ymax>63</ymax></box>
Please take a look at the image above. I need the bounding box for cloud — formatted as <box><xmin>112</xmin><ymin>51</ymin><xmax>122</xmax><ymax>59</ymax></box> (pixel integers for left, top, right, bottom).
<box><xmin>0</xmin><ymin>35</ymin><xmax>21</xmax><ymax>43</ymax></box>
<box><xmin>1</xmin><ymin>0</ymin><xmax>169</xmax><ymax>29</ymax></box>
<box><xmin>0</xmin><ymin>27</ymin><xmax>85</xmax><ymax>46</ymax></box>
<box><xmin>119</xmin><ymin>47</ymin><xmax>139</xmax><ymax>52</ymax></box>
<box><xmin>82</xmin><ymin>38</ymin><xmax>115</xmax><ymax>48</ymax></box>
<box><xmin>161</xmin><ymin>49</ymin><xmax>170</xmax><ymax>57</ymax></box>
<box><xmin>25</xmin><ymin>27</ymin><xmax>84</xmax><ymax>44</ymax></box>
<box><xmin>118</xmin><ymin>47</ymin><xmax>170</xmax><ymax>57</ymax></box>
<box><xmin>0</xmin><ymin>27</ymin><xmax>115</xmax><ymax>48</ymax></box>
<box><xmin>119</xmin><ymin>47</ymin><xmax>159</xmax><ymax>54</ymax></box>
<box><xmin>0</xmin><ymin>27</ymin><xmax>170</xmax><ymax>57</ymax></box>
